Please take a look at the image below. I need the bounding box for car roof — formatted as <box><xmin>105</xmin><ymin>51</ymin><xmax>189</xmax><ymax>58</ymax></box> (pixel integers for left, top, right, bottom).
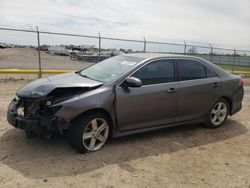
<box><xmin>123</xmin><ymin>53</ymin><xmax>197</xmax><ymax>60</ymax></box>
<box><xmin>122</xmin><ymin>53</ymin><xmax>228</xmax><ymax>77</ymax></box>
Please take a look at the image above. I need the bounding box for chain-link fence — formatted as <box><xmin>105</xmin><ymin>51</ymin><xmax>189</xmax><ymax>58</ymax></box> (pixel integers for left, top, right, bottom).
<box><xmin>1</xmin><ymin>26</ymin><xmax>250</xmax><ymax>78</ymax></box>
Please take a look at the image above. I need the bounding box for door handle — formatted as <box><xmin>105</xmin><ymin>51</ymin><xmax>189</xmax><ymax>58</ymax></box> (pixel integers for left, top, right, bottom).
<box><xmin>167</xmin><ymin>88</ymin><xmax>177</xmax><ymax>94</ymax></box>
<box><xmin>211</xmin><ymin>82</ymin><xmax>221</xmax><ymax>88</ymax></box>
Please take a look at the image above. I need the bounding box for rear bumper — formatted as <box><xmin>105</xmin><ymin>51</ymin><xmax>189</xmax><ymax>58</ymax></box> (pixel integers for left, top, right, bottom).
<box><xmin>7</xmin><ymin>98</ymin><xmax>69</xmax><ymax>135</ymax></box>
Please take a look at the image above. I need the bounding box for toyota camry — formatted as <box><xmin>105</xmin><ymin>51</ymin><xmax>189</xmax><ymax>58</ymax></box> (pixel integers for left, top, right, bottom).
<box><xmin>7</xmin><ymin>53</ymin><xmax>244</xmax><ymax>153</ymax></box>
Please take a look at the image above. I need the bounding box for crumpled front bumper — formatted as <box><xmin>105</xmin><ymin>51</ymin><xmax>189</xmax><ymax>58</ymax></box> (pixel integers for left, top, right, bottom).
<box><xmin>7</xmin><ymin>98</ymin><xmax>68</xmax><ymax>135</ymax></box>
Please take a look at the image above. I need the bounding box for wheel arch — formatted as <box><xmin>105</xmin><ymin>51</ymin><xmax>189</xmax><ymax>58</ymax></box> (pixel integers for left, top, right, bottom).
<box><xmin>220</xmin><ymin>96</ymin><xmax>232</xmax><ymax>114</ymax></box>
<box><xmin>71</xmin><ymin>108</ymin><xmax>114</xmax><ymax>131</ymax></box>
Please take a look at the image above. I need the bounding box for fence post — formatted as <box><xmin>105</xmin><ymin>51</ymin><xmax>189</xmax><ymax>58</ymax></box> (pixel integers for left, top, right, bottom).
<box><xmin>98</xmin><ymin>32</ymin><xmax>101</xmax><ymax>57</ymax></box>
<box><xmin>183</xmin><ymin>40</ymin><xmax>186</xmax><ymax>54</ymax></box>
<box><xmin>209</xmin><ymin>43</ymin><xmax>213</xmax><ymax>62</ymax></box>
<box><xmin>143</xmin><ymin>36</ymin><xmax>146</xmax><ymax>52</ymax></box>
<box><xmin>232</xmin><ymin>47</ymin><xmax>236</xmax><ymax>73</ymax></box>
<box><xmin>36</xmin><ymin>26</ymin><xmax>42</xmax><ymax>78</ymax></box>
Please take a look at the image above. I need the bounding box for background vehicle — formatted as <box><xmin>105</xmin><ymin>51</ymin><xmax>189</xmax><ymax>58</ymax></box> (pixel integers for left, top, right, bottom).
<box><xmin>7</xmin><ymin>54</ymin><xmax>244</xmax><ymax>153</ymax></box>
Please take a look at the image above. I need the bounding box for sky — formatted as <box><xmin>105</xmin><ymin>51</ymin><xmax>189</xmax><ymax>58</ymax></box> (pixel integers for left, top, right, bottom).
<box><xmin>0</xmin><ymin>0</ymin><xmax>250</xmax><ymax>53</ymax></box>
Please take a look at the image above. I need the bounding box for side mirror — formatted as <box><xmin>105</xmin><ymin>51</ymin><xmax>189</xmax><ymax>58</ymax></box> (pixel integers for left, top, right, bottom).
<box><xmin>123</xmin><ymin>77</ymin><xmax>142</xmax><ymax>88</ymax></box>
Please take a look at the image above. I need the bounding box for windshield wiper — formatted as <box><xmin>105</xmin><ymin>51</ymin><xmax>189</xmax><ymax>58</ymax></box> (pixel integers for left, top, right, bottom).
<box><xmin>81</xmin><ymin>74</ymin><xmax>90</xmax><ymax>79</ymax></box>
<box><xmin>78</xmin><ymin>71</ymin><xmax>90</xmax><ymax>78</ymax></box>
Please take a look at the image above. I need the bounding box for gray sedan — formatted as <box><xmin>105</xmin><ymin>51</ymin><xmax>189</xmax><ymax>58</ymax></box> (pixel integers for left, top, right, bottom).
<box><xmin>7</xmin><ymin>53</ymin><xmax>244</xmax><ymax>153</ymax></box>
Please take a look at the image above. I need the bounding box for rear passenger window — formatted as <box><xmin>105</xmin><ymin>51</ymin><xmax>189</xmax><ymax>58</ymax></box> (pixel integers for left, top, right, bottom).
<box><xmin>178</xmin><ymin>60</ymin><xmax>206</xmax><ymax>81</ymax></box>
<box><xmin>132</xmin><ymin>59</ymin><xmax>174</xmax><ymax>85</ymax></box>
<box><xmin>206</xmin><ymin>67</ymin><xmax>218</xmax><ymax>78</ymax></box>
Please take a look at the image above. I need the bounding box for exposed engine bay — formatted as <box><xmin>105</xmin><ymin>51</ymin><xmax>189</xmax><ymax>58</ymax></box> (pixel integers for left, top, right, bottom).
<box><xmin>7</xmin><ymin>86</ymin><xmax>99</xmax><ymax>137</ymax></box>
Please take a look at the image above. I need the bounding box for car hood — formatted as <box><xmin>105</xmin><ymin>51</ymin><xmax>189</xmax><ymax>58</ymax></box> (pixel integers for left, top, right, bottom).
<box><xmin>16</xmin><ymin>72</ymin><xmax>103</xmax><ymax>98</ymax></box>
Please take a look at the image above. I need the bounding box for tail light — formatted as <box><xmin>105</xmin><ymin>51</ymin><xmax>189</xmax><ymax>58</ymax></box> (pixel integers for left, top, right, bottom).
<box><xmin>240</xmin><ymin>79</ymin><xmax>245</xmax><ymax>87</ymax></box>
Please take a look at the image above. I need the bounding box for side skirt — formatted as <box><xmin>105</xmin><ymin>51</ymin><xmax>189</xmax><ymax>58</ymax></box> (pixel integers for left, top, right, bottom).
<box><xmin>112</xmin><ymin>118</ymin><xmax>205</xmax><ymax>138</ymax></box>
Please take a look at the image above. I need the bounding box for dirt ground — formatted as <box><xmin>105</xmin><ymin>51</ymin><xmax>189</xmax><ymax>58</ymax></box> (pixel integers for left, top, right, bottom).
<box><xmin>0</xmin><ymin>80</ymin><xmax>249</xmax><ymax>188</ymax></box>
<box><xmin>0</xmin><ymin>48</ymin><xmax>93</xmax><ymax>70</ymax></box>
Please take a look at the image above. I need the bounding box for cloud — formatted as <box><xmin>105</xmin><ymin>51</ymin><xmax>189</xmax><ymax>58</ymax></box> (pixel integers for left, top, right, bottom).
<box><xmin>0</xmin><ymin>0</ymin><xmax>250</xmax><ymax>50</ymax></box>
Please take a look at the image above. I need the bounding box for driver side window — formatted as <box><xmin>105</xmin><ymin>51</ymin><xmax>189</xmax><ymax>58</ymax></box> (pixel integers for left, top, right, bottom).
<box><xmin>131</xmin><ymin>59</ymin><xmax>174</xmax><ymax>85</ymax></box>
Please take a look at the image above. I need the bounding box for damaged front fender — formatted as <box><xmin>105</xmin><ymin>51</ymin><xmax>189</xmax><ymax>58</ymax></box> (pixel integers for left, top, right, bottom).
<box><xmin>8</xmin><ymin>72</ymin><xmax>111</xmax><ymax>136</ymax></box>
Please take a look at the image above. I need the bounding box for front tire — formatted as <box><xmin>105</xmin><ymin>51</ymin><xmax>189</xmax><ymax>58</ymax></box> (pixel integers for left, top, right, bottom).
<box><xmin>68</xmin><ymin>113</ymin><xmax>110</xmax><ymax>153</ymax></box>
<box><xmin>205</xmin><ymin>99</ymin><xmax>229</xmax><ymax>128</ymax></box>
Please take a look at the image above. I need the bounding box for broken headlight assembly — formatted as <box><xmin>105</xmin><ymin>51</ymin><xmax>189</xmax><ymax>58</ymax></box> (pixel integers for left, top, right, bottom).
<box><xmin>45</xmin><ymin>87</ymin><xmax>93</xmax><ymax>105</ymax></box>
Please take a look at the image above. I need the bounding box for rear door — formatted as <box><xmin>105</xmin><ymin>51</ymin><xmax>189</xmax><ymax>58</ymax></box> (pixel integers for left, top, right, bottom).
<box><xmin>115</xmin><ymin>59</ymin><xmax>179</xmax><ymax>131</ymax></box>
<box><xmin>176</xmin><ymin>59</ymin><xmax>222</xmax><ymax>122</ymax></box>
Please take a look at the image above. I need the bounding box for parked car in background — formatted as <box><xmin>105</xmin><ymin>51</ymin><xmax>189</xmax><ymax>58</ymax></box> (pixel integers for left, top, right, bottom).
<box><xmin>48</xmin><ymin>46</ymin><xmax>70</xmax><ymax>56</ymax></box>
<box><xmin>7</xmin><ymin>53</ymin><xmax>244</xmax><ymax>153</ymax></box>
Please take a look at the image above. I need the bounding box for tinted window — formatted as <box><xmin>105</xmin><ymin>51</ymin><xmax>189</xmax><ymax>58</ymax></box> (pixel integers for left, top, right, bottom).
<box><xmin>206</xmin><ymin>67</ymin><xmax>218</xmax><ymax>78</ymax></box>
<box><xmin>178</xmin><ymin>60</ymin><xmax>206</xmax><ymax>81</ymax></box>
<box><xmin>132</xmin><ymin>59</ymin><xmax>174</xmax><ymax>85</ymax></box>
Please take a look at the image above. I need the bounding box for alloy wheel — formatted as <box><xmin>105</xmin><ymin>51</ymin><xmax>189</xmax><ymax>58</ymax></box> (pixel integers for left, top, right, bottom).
<box><xmin>210</xmin><ymin>102</ymin><xmax>227</xmax><ymax>126</ymax></box>
<box><xmin>82</xmin><ymin>118</ymin><xmax>109</xmax><ymax>151</ymax></box>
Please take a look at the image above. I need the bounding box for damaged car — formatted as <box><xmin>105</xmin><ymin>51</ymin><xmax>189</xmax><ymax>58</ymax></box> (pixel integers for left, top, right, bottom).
<box><xmin>7</xmin><ymin>53</ymin><xmax>244</xmax><ymax>153</ymax></box>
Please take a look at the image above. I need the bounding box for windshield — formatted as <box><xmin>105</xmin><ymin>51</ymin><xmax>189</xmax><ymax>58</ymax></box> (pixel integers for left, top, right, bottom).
<box><xmin>80</xmin><ymin>56</ymin><xmax>143</xmax><ymax>83</ymax></box>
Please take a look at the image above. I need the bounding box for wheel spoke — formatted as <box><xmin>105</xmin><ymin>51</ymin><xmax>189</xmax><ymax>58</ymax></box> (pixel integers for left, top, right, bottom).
<box><xmin>82</xmin><ymin>132</ymin><xmax>93</xmax><ymax>140</ymax></box>
<box><xmin>211</xmin><ymin>109</ymin><xmax>218</xmax><ymax>114</ymax></box>
<box><xmin>217</xmin><ymin>103</ymin><xmax>222</xmax><ymax>110</ymax></box>
<box><xmin>91</xmin><ymin>119</ymin><xmax>98</xmax><ymax>131</ymax></box>
<box><xmin>97</xmin><ymin>134</ymin><xmax>106</xmax><ymax>143</ymax></box>
<box><xmin>221</xmin><ymin>108</ymin><xmax>226</xmax><ymax>114</ymax></box>
<box><xmin>97</xmin><ymin>122</ymin><xmax>107</xmax><ymax>133</ymax></box>
<box><xmin>218</xmin><ymin>116</ymin><xmax>224</xmax><ymax>122</ymax></box>
<box><xmin>212</xmin><ymin>115</ymin><xmax>218</xmax><ymax>122</ymax></box>
<box><xmin>89</xmin><ymin>137</ymin><xmax>96</xmax><ymax>150</ymax></box>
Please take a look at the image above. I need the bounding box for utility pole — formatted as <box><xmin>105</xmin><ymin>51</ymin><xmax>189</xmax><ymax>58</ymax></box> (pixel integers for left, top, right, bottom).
<box><xmin>36</xmin><ymin>26</ymin><xmax>42</xmax><ymax>78</ymax></box>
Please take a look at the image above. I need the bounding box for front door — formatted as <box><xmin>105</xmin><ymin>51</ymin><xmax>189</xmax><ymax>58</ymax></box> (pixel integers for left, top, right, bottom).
<box><xmin>115</xmin><ymin>59</ymin><xmax>179</xmax><ymax>131</ymax></box>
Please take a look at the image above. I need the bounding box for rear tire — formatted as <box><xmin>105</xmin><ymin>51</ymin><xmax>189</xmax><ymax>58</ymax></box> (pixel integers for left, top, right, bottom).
<box><xmin>205</xmin><ymin>98</ymin><xmax>229</xmax><ymax>128</ymax></box>
<box><xmin>68</xmin><ymin>112</ymin><xmax>110</xmax><ymax>153</ymax></box>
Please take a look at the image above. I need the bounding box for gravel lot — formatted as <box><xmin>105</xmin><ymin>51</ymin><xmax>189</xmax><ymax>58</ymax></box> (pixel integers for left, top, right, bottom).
<box><xmin>0</xmin><ymin>48</ymin><xmax>93</xmax><ymax>70</ymax></box>
<box><xmin>0</xmin><ymin>48</ymin><xmax>94</xmax><ymax>80</ymax></box>
<box><xmin>0</xmin><ymin>80</ymin><xmax>250</xmax><ymax>188</ymax></box>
